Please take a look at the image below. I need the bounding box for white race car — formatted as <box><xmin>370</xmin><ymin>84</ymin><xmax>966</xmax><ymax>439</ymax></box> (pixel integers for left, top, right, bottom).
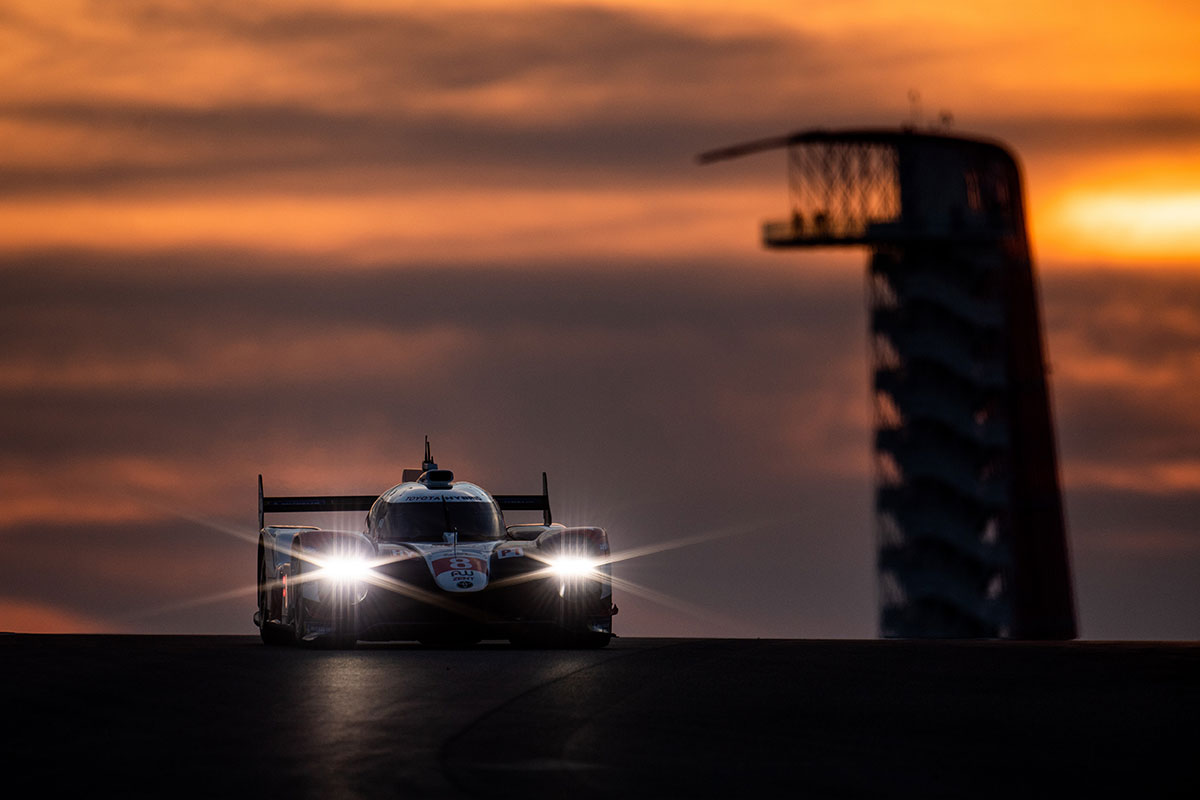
<box><xmin>254</xmin><ymin>441</ymin><xmax>615</xmax><ymax>648</ymax></box>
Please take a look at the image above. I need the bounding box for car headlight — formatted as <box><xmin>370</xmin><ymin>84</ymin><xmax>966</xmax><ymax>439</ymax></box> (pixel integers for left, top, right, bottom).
<box><xmin>547</xmin><ymin>556</ymin><xmax>599</xmax><ymax>579</ymax></box>
<box><xmin>322</xmin><ymin>554</ymin><xmax>373</xmax><ymax>583</ymax></box>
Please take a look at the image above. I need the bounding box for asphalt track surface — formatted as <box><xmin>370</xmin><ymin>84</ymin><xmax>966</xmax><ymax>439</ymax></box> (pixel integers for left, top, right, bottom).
<box><xmin>3</xmin><ymin>636</ymin><xmax>1197</xmax><ymax>798</ymax></box>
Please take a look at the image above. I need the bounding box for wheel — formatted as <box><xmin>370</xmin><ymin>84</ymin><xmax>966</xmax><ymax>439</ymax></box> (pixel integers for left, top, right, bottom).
<box><xmin>291</xmin><ymin>556</ymin><xmax>311</xmax><ymax>645</ymax></box>
<box><xmin>326</xmin><ymin>583</ymin><xmax>359</xmax><ymax>650</ymax></box>
<box><xmin>553</xmin><ymin>589</ymin><xmax>611</xmax><ymax>648</ymax></box>
<box><xmin>259</xmin><ymin>558</ymin><xmax>293</xmax><ymax>646</ymax></box>
<box><xmin>292</xmin><ymin>559</ymin><xmax>357</xmax><ymax>650</ymax></box>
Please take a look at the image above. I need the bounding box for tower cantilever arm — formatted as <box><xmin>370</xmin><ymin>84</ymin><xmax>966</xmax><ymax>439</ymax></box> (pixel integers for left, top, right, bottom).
<box><xmin>698</xmin><ymin>128</ymin><xmax>1014</xmax><ymax>166</ymax></box>
<box><xmin>696</xmin><ymin>134</ymin><xmax>796</xmax><ymax>164</ymax></box>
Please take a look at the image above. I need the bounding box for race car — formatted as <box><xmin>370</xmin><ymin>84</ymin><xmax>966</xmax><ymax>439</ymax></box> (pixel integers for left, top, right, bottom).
<box><xmin>253</xmin><ymin>441</ymin><xmax>615</xmax><ymax>649</ymax></box>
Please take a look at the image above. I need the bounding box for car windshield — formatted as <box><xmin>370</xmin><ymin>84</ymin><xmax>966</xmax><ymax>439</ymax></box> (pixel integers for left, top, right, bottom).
<box><xmin>377</xmin><ymin>498</ymin><xmax>503</xmax><ymax>543</ymax></box>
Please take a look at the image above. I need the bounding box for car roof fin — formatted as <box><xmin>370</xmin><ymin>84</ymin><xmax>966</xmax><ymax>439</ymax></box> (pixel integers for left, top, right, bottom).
<box><xmin>422</xmin><ymin>435</ymin><xmax>438</xmax><ymax>472</ymax></box>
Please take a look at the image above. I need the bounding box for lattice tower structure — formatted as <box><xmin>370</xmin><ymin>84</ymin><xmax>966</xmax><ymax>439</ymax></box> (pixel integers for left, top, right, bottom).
<box><xmin>700</xmin><ymin>130</ymin><xmax>1076</xmax><ymax>639</ymax></box>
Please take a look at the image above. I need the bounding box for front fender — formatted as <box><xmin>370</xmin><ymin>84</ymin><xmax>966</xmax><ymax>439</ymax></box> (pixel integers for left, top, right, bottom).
<box><xmin>535</xmin><ymin>526</ymin><xmax>613</xmax><ymax>602</ymax></box>
<box><xmin>291</xmin><ymin>530</ymin><xmax>376</xmax><ymax>604</ymax></box>
<box><xmin>536</xmin><ymin>526</ymin><xmax>610</xmax><ymax>557</ymax></box>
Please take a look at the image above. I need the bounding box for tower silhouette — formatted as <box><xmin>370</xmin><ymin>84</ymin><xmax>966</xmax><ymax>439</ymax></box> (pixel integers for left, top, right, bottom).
<box><xmin>702</xmin><ymin>129</ymin><xmax>1076</xmax><ymax>639</ymax></box>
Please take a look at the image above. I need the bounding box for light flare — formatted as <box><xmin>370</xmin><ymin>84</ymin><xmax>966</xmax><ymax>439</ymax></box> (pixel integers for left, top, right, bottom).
<box><xmin>490</xmin><ymin>514</ymin><xmax>793</xmax><ymax>600</ymax></box>
<box><xmin>116</xmin><ymin>583</ymin><xmax>261</xmax><ymax>621</ymax></box>
<box><xmin>546</xmin><ymin>556</ymin><xmax>599</xmax><ymax>578</ymax></box>
<box><xmin>308</xmin><ymin>552</ymin><xmax>374</xmax><ymax>584</ymax></box>
<box><xmin>125</xmin><ymin>485</ymin><xmax>791</xmax><ymax>633</ymax></box>
<box><xmin>604</xmin><ymin>573</ymin><xmax>749</xmax><ymax>636</ymax></box>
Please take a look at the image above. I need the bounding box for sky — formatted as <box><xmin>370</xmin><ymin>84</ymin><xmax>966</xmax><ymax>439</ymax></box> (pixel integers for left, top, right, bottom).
<box><xmin>2</xmin><ymin>0</ymin><xmax>1199</xmax><ymax>639</ymax></box>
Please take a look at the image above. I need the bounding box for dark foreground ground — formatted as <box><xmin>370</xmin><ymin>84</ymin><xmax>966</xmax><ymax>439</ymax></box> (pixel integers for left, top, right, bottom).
<box><xmin>2</xmin><ymin>636</ymin><xmax>1197</xmax><ymax>798</ymax></box>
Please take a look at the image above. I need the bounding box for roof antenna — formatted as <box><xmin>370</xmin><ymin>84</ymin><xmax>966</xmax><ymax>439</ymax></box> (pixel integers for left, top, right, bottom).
<box><xmin>422</xmin><ymin>435</ymin><xmax>437</xmax><ymax>472</ymax></box>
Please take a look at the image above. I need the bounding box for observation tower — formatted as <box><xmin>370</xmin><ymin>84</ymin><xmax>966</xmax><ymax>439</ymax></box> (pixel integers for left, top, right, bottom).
<box><xmin>701</xmin><ymin>129</ymin><xmax>1076</xmax><ymax>638</ymax></box>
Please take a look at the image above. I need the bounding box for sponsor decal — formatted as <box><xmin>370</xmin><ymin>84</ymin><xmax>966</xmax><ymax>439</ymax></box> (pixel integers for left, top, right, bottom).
<box><xmin>431</xmin><ymin>554</ymin><xmax>489</xmax><ymax>593</ymax></box>
<box><xmin>497</xmin><ymin>547</ymin><xmax>524</xmax><ymax>559</ymax></box>
<box><xmin>405</xmin><ymin>542</ymin><xmax>511</xmax><ymax>592</ymax></box>
<box><xmin>395</xmin><ymin>495</ymin><xmax>491</xmax><ymax>503</ymax></box>
<box><xmin>433</xmin><ymin>555</ymin><xmax>486</xmax><ymax>573</ymax></box>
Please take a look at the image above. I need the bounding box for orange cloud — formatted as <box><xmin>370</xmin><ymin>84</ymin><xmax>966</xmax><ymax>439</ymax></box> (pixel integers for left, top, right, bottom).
<box><xmin>0</xmin><ymin>598</ymin><xmax>112</xmax><ymax>633</ymax></box>
<box><xmin>0</xmin><ymin>325</ymin><xmax>471</xmax><ymax>392</ymax></box>
<box><xmin>1064</xmin><ymin>460</ymin><xmax>1200</xmax><ymax>495</ymax></box>
<box><xmin>0</xmin><ymin>187</ymin><xmax>776</xmax><ymax>261</ymax></box>
<box><xmin>2</xmin><ymin>1</ymin><xmax>1198</xmax><ymax>267</ymax></box>
<box><xmin>4</xmin><ymin>1</ymin><xmax>1200</xmax><ymax>639</ymax></box>
<box><xmin>1082</xmin><ymin>529</ymin><xmax>1200</xmax><ymax>555</ymax></box>
<box><xmin>0</xmin><ymin>443</ymin><xmax>416</xmax><ymax>530</ymax></box>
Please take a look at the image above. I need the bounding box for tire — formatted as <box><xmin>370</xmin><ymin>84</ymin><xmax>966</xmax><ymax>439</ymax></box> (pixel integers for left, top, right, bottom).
<box><xmin>259</xmin><ymin>558</ymin><xmax>293</xmax><ymax>646</ymax></box>
<box><xmin>292</xmin><ymin>556</ymin><xmax>311</xmax><ymax>645</ymax></box>
<box><xmin>326</xmin><ymin>583</ymin><xmax>358</xmax><ymax>650</ymax></box>
<box><xmin>293</xmin><ymin>559</ymin><xmax>357</xmax><ymax>650</ymax></box>
<box><xmin>553</xmin><ymin>588</ymin><xmax>611</xmax><ymax>648</ymax></box>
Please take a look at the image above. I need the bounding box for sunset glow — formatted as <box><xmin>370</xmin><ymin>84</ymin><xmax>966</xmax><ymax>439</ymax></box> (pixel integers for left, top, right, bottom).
<box><xmin>2</xmin><ymin>1</ymin><xmax>1198</xmax><ymax>265</ymax></box>
<box><xmin>3</xmin><ymin>0</ymin><xmax>1199</xmax><ymax>639</ymax></box>
<box><xmin>1053</xmin><ymin>190</ymin><xmax>1200</xmax><ymax>262</ymax></box>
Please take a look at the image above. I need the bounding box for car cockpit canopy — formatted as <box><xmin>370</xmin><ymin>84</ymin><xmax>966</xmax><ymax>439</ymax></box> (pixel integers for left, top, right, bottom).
<box><xmin>370</xmin><ymin>480</ymin><xmax>504</xmax><ymax>543</ymax></box>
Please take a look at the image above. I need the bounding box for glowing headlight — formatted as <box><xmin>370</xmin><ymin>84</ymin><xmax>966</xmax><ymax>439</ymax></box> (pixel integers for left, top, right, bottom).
<box><xmin>322</xmin><ymin>555</ymin><xmax>372</xmax><ymax>583</ymax></box>
<box><xmin>548</xmin><ymin>556</ymin><xmax>599</xmax><ymax>578</ymax></box>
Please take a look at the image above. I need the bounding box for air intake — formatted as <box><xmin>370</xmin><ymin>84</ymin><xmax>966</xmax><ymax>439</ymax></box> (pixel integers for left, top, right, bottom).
<box><xmin>419</xmin><ymin>470</ymin><xmax>455</xmax><ymax>489</ymax></box>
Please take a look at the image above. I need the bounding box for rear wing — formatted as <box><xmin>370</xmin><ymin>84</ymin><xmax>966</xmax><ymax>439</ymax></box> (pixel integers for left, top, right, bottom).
<box><xmin>258</xmin><ymin>471</ymin><xmax>552</xmax><ymax>530</ymax></box>
<box><xmin>258</xmin><ymin>475</ymin><xmax>375</xmax><ymax>531</ymax></box>
<box><xmin>492</xmin><ymin>472</ymin><xmax>553</xmax><ymax>527</ymax></box>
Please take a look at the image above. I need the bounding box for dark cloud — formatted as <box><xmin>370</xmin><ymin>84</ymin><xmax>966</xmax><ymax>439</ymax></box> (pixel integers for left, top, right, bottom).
<box><xmin>0</xmin><ymin>520</ymin><xmax>245</xmax><ymax>632</ymax></box>
<box><xmin>0</xmin><ymin>471</ymin><xmax>877</xmax><ymax>638</ymax></box>
<box><xmin>6</xmin><ymin>101</ymin><xmax>1199</xmax><ymax>198</ymax></box>
<box><xmin>4</xmin><ymin>250</ymin><xmax>1200</xmax><ymax>637</ymax></box>
<box><xmin>4</xmin><ymin>3</ymin><xmax>1196</xmax><ymax>202</ymax></box>
<box><xmin>0</xmin><ymin>247</ymin><xmax>876</xmax><ymax>635</ymax></box>
<box><xmin>1067</xmin><ymin>488</ymin><xmax>1200</xmax><ymax>639</ymax></box>
<box><xmin>0</xmin><ymin>249</ymin><xmax>858</xmax><ymax>351</ymax></box>
<box><xmin>0</xmin><ymin>251</ymin><xmax>869</xmax><ymax>511</ymax></box>
<box><xmin>4</xmin><ymin>2</ymin><xmax>1200</xmax><ymax>639</ymax></box>
<box><xmin>980</xmin><ymin>113</ymin><xmax>1200</xmax><ymax>155</ymax></box>
<box><xmin>1045</xmin><ymin>269</ymin><xmax>1200</xmax><ymax>366</ymax></box>
<box><xmin>99</xmin><ymin>1</ymin><xmax>821</xmax><ymax>93</ymax></box>
<box><xmin>0</xmin><ymin>4</ymin><xmax>952</xmax><ymax>197</ymax></box>
<box><xmin>0</xmin><ymin>98</ymin><xmax>806</xmax><ymax>199</ymax></box>
<box><xmin>1043</xmin><ymin>269</ymin><xmax>1200</xmax><ymax>465</ymax></box>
